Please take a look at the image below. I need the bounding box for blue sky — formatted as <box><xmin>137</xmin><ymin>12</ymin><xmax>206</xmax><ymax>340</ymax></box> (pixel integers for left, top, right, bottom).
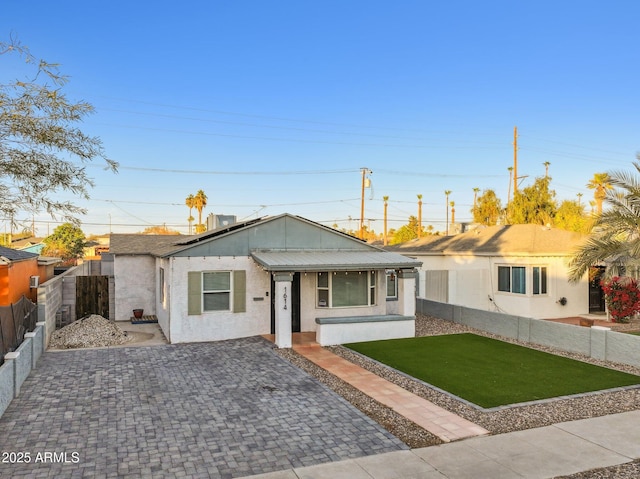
<box><xmin>3</xmin><ymin>1</ymin><xmax>639</xmax><ymax>236</ymax></box>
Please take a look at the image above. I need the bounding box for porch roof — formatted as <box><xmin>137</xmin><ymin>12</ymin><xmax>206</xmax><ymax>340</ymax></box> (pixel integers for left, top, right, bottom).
<box><xmin>251</xmin><ymin>250</ymin><xmax>421</xmax><ymax>272</ymax></box>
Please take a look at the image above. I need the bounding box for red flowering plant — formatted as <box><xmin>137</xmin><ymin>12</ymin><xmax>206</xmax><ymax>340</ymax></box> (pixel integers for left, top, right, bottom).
<box><xmin>600</xmin><ymin>276</ymin><xmax>640</xmax><ymax>323</ymax></box>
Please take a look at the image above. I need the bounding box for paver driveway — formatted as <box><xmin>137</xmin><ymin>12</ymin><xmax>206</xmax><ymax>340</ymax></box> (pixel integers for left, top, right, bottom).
<box><xmin>0</xmin><ymin>337</ymin><xmax>405</xmax><ymax>478</ymax></box>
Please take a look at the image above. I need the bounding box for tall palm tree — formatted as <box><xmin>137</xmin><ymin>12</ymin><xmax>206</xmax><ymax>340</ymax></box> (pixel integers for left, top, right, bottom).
<box><xmin>569</xmin><ymin>162</ymin><xmax>640</xmax><ymax>282</ymax></box>
<box><xmin>193</xmin><ymin>189</ymin><xmax>208</xmax><ymax>233</ymax></box>
<box><xmin>383</xmin><ymin>196</ymin><xmax>389</xmax><ymax>246</ymax></box>
<box><xmin>587</xmin><ymin>173</ymin><xmax>612</xmax><ymax>215</ymax></box>
<box><xmin>444</xmin><ymin>190</ymin><xmax>451</xmax><ymax>235</ymax></box>
<box><xmin>472</xmin><ymin>187</ymin><xmax>480</xmax><ymax>214</ymax></box>
<box><xmin>543</xmin><ymin>161</ymin><xmax>551</xmax><ymax>178</ymax></box>
<box><xmin>417</xmin><ymin>194</ymin><xmax>423</xmax><ymax>238</ymax></box>
<box><xmin>185</xmin><ymin>194</ymin><xmax>195</xmax><ymax>234</ymax></box>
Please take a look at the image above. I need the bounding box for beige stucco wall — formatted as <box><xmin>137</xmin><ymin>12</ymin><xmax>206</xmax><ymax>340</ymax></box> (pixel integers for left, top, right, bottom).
<box><xmin>168</xmin><ymin>256</ymin><xmax>271</xmax><ymax>343</ymax></box>
<box><xmin>114</xmin><ymin>255</ymin><xmax>156</xmax><ymax>321</ymax></box>
<box><xmin>416</xmin><ymin>253</ymin><xmax>588</xmax><ymax>319</ymax></box>
<box><xmin>116</xmin><ymin>251</ymin><xmax>417</xmax><ymax>344</ymax></box>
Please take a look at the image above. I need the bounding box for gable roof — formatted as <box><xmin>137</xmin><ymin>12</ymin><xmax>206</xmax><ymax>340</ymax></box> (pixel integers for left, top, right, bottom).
<box><xmin>109</xmin><ymin>214</ymin><xmax>372</xmax><ymax>257</ymax></box>
<box><xmin>109</xmin><ymin>214</ymin><xmax>420</xmax><ymax>269</ymax></box>
<box><xmin>109</xmin><ymin>234</ymin><xmax>184</xmax><ymax>255</ymax></box>
<box><xmin>385</xmin><ymin>224</ymin><xmax>587</xmax><ymax>256</ymax></box>
<box><xmin>0</xmin><ymin>245</ymin><xmax>39</xmax><ymax>263</ymax></box>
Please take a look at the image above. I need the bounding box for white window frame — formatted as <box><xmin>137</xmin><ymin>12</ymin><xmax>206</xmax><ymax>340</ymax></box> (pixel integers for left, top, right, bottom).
<box><xmin>316</xmin><ymin>271</ymin><xmax>376</xmax><ymax>308</ymax></box>
<box><xmin>497</xmin><ymin>264</ymin><xmax>549</xmax><ymax>296</ymax></box>
<box><xmin>532</xmin><ymin>266</ymin><xmax>548</xmax><ymax>295</ymax></box>
<box><xmin>386</xmin><ymin>270</ymin><xmax>398</xmax><ymax>300</ymax></box>
<box><xmin>202</xmin><ymin>271</ymin><xmax>232</xmax><ymax>312</ymax></box>
<box><xmin>497</xmin><ymin>265</ymin><xmax>526</xmax><ymax>295</ymax></box>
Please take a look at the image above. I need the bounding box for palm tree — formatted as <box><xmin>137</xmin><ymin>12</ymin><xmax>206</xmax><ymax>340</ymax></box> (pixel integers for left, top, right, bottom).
<box><xmin>444</xmin><ymin>190</ymin><xmax>451</xmax><ymax>235</ymax></box>
<box><xmin>383</xmin><ymin>196</ymin><xmax>389</xmax><ymax>246</ymax></box>
<box><xmin>472</xmin><ymin>187</ymin><xmax>480</xmax><ymax>214</ymax></box>
<box><xmin>587</xmin><ymin>173</ymin><xmax>612</xmax><ymax>215</ymax></box>
<box><xmin>193</xmin><ymin>189</ymin><xmax>208</xmax><ymax>233</ymax></box>
<box><xmin>543</xmin><ymin>161</ymin><xmax>551</xmax><ymax>178</ymax></box>
<box><xmin>569</xmin><ymin>162</ymin><xmax>640</xmax><ymax>282</ymax></box>
<box><xmin>417</xmin><ymin>194</ymin><xmax>423</xmax><ymax>238</ymax></box>
<box><xmin>185</xmin><ymin>194</ymin><xmax>195</xmax><ymax>234</ymax></box>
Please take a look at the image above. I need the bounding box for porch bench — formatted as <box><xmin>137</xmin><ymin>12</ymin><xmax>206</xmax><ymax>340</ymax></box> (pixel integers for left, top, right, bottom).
<box><xmin>315</xmin><ymin>314</ymin><xmax>415</xmax><ymax>346</ymax></box>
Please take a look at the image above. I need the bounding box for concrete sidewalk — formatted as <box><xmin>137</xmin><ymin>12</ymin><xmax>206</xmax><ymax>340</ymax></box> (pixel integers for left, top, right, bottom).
<box><xmin>239</xmin><ymin>410</ymin><xmax>640</xmax><ymax>479</ymax></box>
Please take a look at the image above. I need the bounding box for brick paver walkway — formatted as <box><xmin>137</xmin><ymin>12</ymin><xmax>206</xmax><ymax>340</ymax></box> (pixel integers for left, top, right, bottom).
<box><xmin>0</xmin><ymin>337</ymin><xmax>405</xmax><ymax>478</ymax></box>
<box><xmin>292</xmin><ymin>342</ymin><xmax>490</xmax><ymax>442</ymax></box>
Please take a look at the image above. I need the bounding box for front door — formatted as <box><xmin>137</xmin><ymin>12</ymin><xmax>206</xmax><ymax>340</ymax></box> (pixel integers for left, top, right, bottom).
<box><xmin>270</xmin><ymin>273</ymin><xmax>301</xmax><ymax>334</ymax></box>
<box><xmin>588</xmin><ymin>266</ymin><xmax>606</xmax><ymax>313</ymax></box>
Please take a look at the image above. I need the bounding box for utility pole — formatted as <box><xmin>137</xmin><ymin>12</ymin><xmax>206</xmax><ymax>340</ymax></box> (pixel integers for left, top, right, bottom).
<box><xmin>359</xmin><ymin>168</ymin><xmax>372</xmax><ymax>239</ymax></box>
<box><xmin>513</xmin><ymin>126</ymin><xmax>518</xmax><ymax>195</ymax></box>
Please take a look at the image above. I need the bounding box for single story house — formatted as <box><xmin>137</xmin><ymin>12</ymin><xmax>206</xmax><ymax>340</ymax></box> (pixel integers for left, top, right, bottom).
<box><xmin>108</xmin><ymin>214</ymin><xmax>422</xmax><ymax>347</ymax></box>
<box><xmin>0</xmin><ymin>246</ymin><xmax>59</xmax><ymax>305</ymax></box>
<box><xmin>385</xmin><ymin>224</ymin><xmax>593</xmax><ymax>319</ymax></box>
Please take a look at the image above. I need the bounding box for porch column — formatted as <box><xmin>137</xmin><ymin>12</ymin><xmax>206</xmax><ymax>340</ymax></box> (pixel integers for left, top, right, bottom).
<box><xmin>398</xmin><ymin>269</ymin><xmax>417</xmax><ymax>316</ymax></box>
<box><xmin>273</xmin><ymin>272</ymin><xmax>293</xmax><ymax>348</ymax></box>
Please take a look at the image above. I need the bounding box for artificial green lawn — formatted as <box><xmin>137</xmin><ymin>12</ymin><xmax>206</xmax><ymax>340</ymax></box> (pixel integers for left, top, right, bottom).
<box><xmin>345</xmin><ymin>333</ymin><xmax>640</xmax><ymax>408</ymax></box>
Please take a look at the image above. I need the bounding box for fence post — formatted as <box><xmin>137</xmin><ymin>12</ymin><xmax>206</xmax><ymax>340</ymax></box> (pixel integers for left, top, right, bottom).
<box><xmin>4</xmin><ymin>351</ymin><xmax>20</xmax><ymax>398</ymax></box>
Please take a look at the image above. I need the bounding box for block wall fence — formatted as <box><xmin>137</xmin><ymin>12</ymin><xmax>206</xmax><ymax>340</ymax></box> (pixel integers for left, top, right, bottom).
<box><xmin>417</xmin><ymin>298</ymin><xmax>640</xmax><ymax>368</ymax></box>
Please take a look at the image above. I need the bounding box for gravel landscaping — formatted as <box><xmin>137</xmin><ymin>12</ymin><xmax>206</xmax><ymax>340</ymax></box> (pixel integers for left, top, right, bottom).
<box><xmin>49</xmin><ymin>315</ymin><xmax>134</xmax><ymax>349</ymax></box>
<box><xmin>276</xmin><ymin>314</ymin><xmax>640</xmax><ymax>450</ymax></box>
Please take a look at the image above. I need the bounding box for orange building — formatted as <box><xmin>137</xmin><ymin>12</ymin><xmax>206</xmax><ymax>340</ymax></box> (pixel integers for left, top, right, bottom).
<box><xmin>0</xmin><ymin>246</ymin><xmax>58</xmax><ymax>305</ymax></box>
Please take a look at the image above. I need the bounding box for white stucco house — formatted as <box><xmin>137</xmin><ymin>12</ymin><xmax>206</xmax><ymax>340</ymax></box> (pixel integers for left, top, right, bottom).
<box><xmin>107</xmin><ymin>214</ymin><xmax>421</xmax><ymax>347</ymax></box>
<box><xmin>385</xmin><ymin>224</ymin><xmax>598</xmax><ymax>319</ymax></box>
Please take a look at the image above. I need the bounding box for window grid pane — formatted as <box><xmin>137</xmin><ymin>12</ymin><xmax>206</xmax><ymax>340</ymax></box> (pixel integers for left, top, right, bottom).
<box><xmin>386</xmin><ymin>274</ymin><xmax>397</xmax><ymax>297</ymax></box>
<box><xmin>498</xmin><ymin>267</ymin><xmax>510</xmax><ymax>292</ymax></box>
<box><xmin>512</xmin><ymin>267</ymin><xmax>526</xmax><ymax>294</ymax></box>
<box><xmin>203</xmin><ymin>272</ymin><xmax>230</xmax><ymax>291</ymax></box>
<box><xmin>204</xmin><ymin>292</ymin><xmax>230</xmax><ymax>311</ymax></box>
<box><xmin>332</xmin><ymin>272</ymin><xmax>368</xmax><ymax>307</ymax></box>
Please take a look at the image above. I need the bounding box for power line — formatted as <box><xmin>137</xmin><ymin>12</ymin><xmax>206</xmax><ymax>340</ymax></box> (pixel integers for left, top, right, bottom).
<box><xmin>375</xmin><ymin>169</ymin><xmax>503</xmax><ymax>178</ymax></box>
<box><xmin>520</xmin><ymin>146</ymin><xmax>631</xmax><ymax>166</ymax></box>
<box><xmin>94</xmin><ymin>95</ymin><xmax>496</xmax><ymax>135</ymax></box>
<box><xmin>92</xmin><ymin>197</ymin><xmax>360</xmax><ymax>208</ymax></box>
<box><xmin>91</xmin><ymin>121</ymin><xmax>503</xmax><ymax>149</ymax></box>
<box><xmin>116</xmin><ymin>166</ymin><xmax>360</xmax><ymax>176</ymax></box>
<box><xmin>91</xmin><ymin>164</ymin><xmax>505</xmax><ymax>179</ymax></box>
<box><xmin>98</xmin><ymin>107</ymin><xmax>506</xmax><ymax>145</ymax></box>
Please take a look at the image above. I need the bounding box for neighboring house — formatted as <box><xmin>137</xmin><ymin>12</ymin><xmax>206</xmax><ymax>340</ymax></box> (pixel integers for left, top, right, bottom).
<box><xmin>108</xmin><ymin>214</ymin><xmax>421</xmax><ymax>347</ymax></box>
<box><xmin>18</xmin><ymin>242</ymin><xmax>45</xmax><ymax>255</ymax></box>
<box><xmin>84</xmin><ymin>235</ymin><xmax>110</xmax><ymax>259</ymax></box>
<box><xmin>386</xmin><ymin>224</ymin><xmax>592</xmax><ymax>319</ymax></box>
<box><xmin>0</xmin><ymin>246</ymin><xmax>59</xmax><ymax>305</ymax></box>
<box><xmin>12</xmin><ymin>236</ymin><xmax>45</xmax><ymax>255</ymax></box>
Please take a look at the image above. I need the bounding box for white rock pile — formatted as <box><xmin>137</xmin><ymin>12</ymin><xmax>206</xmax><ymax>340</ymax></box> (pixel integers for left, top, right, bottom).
<box><xmin>49</xmin><ymin>314</ymin><xmax>133</xmax><ymax>349</ymax></box>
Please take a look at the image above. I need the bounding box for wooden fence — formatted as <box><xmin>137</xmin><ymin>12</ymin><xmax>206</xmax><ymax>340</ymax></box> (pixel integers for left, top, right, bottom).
<box><xmin>0</xmin><ymin>296</ymin><xmax>37</xmax><ymax>363</ymax></box>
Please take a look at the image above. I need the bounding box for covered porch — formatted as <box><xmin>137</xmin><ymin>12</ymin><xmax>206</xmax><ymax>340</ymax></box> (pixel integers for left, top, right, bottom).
<box><xmin>252</xmin><ymin>250</ymin><xmax>422</xmax><ymax>348</ymax></box>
